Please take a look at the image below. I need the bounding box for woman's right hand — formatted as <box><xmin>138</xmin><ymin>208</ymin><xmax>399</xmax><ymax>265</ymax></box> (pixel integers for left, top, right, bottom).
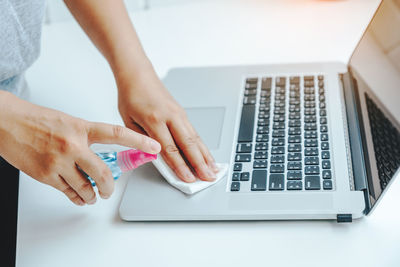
<box><xmin>0</xmin><ymin>91</ymin><xmax>161</xmax><ymax>206</ymax></box>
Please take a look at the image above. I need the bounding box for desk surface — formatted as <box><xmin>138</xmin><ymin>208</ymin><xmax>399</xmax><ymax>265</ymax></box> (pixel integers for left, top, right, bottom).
<box><xmin>19</xmin><ymin>0</ymin><xmax>400</xmax><ymax>266</ymax></box>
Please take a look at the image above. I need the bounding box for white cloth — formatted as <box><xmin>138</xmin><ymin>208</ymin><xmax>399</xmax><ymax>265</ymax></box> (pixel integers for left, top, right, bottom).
<box><xmin>152</xmin><ymin>156</ymin><xmax>228</xmax><ymax>195</ymax></box>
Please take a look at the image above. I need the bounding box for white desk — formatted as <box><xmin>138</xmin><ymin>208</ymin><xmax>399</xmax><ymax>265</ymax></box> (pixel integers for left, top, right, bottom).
<box><xmin>18</xmin><ymin>0</ymin><xmax>400</xmax><ymax>266</ymax></box>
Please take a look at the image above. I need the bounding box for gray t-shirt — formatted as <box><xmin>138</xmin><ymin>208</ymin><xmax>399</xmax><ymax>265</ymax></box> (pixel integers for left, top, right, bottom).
<box><xmin>0</xmin><ymin>0</ymin><xmax>45</xmax><ymax>98</ymax></box>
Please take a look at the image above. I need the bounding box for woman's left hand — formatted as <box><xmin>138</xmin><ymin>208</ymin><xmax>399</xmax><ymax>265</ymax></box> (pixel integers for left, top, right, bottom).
<box><xmin>117</xmin><ymin>71</ymin><xmax>219</xmax><ymax>183</ymax></box>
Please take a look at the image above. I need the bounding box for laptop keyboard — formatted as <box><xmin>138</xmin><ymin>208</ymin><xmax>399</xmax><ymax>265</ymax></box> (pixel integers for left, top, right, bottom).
<box><xmin>365</xmin><ymin>94</ymin><xmax>400</xmax><ymax>190</ymax></box>
<box><xmin>230</xmin><ymin>75</ymin><xmax>333</xmax><ymax>192</ymax></box>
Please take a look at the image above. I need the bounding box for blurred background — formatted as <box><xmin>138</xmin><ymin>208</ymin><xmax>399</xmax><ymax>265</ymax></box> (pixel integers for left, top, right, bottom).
<box><xmin>45</xmin><ymin>0</ymin><xmax>400</xmax><ymax>73</ymax></box>
<box><xmin>46</xmin><ymin>0</ymin><xmax>211</xmax><ymax>22</ymax></box>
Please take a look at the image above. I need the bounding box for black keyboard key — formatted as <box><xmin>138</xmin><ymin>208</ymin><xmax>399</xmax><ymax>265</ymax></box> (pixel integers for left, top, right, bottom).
<box><xmin>304</xmin><ymin>108</ymin><xmax>316</xmax><ymax>115</ymax></box>
<box><xmin>290</xmin><ymin>76</ymin><xmax>300</xmax><ymax>84</ymax></box>
<box><xmin>304</xmin><ymin>131</ymin><xmax>317</xmax><ymax>139</ymax></box>
<box><xmin>257</xmin><ymin>126</ymin><xmax>269</xmax><ymax>134</ymax></box>
<box><xmin>261</xmin><ymin>77</ymin><xmax>272</xmax><ymax>90</ymax></box>
<box><xmin>233</xmin><ymin>163</ymin><xmax>242</xmax><ymax>172</ymax></box>
<box><xmin>273</xmin><ymin>130</ymin><xmax>285</xmax><ymax>137</ymax></box>
<box><xmin>255</xmin><ymin>142</ymin><xmax>268</xmax><ymax>151</ymax></box>
<box><xmin>254</xmin><ymin>151</ymin><xmax>268</xmax><ymax>159</ymax></box>
<box><xmin>305</xmin><ymin>156</ymin><xmax>319</xmax><ymax>165</ymax></box>
<box><xmin>269</xmin><ymin>174</ymin><xmax>284</xmax><ymax>190</ymax></box>
<box><xmin>276</xmin><ymin>77</ymin><xmax>286</xmax><ymax>87</ymax></box>
<box><xmin>321</xmin><ymin>151</ymin><xmax>330</xmax><ymax>159</ymax></box>
<box><xmin>320</xmin><ymin>134</ymin><xmax>328</xmax><ymax>141</ymax></box>
<box><xmin>288</xmin><ymin>144</ymin><xmax>301</xmax><ymax>152</ymax></box>
<box><xmin>240</xmin><ymin>172</ymin><xmax>250</xmax><ymax>181</ymax></box>
<box><xmin>289</xmin><ymin>113</ymin><xmax>300</xmax><ymax>120</ymax></box>
<box><xmin>238</xmin><ymin>105</ymin><xmax>256</xmax><ymax>142</ymax></box>
<box><xmin>245</xmin><ymin>83</ymin><xmax>257</xmax><ymax>89</ymax></box>
<box><xmin>320</xmin><ymin>109</ymin><xmax>327</xmax><ymax>116</ymax></box>
<box><xmin>235</xmin><ymin>154</ymin><xmax>251</xmax><ymax>162</ymax></box>
<box><xmin>244</xmin><ymin>89</ymin><xmax>257</xmax><ymax>96</ymax></box>
<box><xmin>232</xmin><ymin>173</ymin><xmax>240</xmax><ymax>181</ymax></box>
<box><xmin>305</xmin><ymin>139</ymin><xmax>318</xmax><ymax>147</ymax></box>
<box><xmin>236</xmin><ymin>143</ymin><xmax>252</xmax><ymax>153</ymax></box>
<box><xmin>243</xmin><ymin>96</ymin><xmax>256</xmax><ymax>105</ymax></box>
<box><xmin>288</xmin><ymin>152</ymin><xmax>302</xmax><ymax>161</ymax></box>
<box><xmin>289</xmin><ymin>120</ymin><xmax>301</xmax><ymax>127</ymax></box>
<box><xmin>246</xmin><ymin>78</ymin><xmax>258</xmax><ymax>84</ymax></box>
<box><xmin>271</xmin><ymin>155</ymin><xmax>285</xmax><ymax>163</ymax></box>
<box><xmin>288</xmin><ymin>135</ymin><xmax>301</xmax><ymax>143</ymax></box>
<box><xmin>257</xmin><ymin>118</ymin><xmax>269</xmax><ymax>126</ymax></box>
<box><xmin>321</xmin><ymin>142</ymin><xmax>329</xmax><ymax>150</ymax></box>
<box><xmin>231</xmin><ymin>182</ymin><xmax>240</xmax><ymax>191</ymax></box>
<box><xmin>273</xmin><ymin>115</ymin><xmax>285</xmax><ymax>122</ymax></box>
<box><xmin>305</xmin><ymin>147</ymin><xmax>319</xmax><ymax>156</ymax></box>
<box><xmin>273</xmin><ymin>122</ymin><xmax>285</xmax><ymax>129</ymax></box>
<box><xmin>323</xmin><ymin>180</ymin><xmax>333</xmax><ymax>190</ymax></box>
<box><xmin>304</xmin><ymin>87</ymin><xmax>315</xmax><ymax>94</ymax></box>
<box><xmin>272</xmin><ymin>146</ymin><xmax>285</xmax><ymax>154</ymax></box>
<box><xmin>287</xmin><ymin>171</ymin><xmax>302</xmax><ymax>180</ymax></box>
<box><xmin>322</xmin><ymin>170</ymin><xmax>332</xmax><ymax>179</ymax></box>
<box><xmin>320</xmin><ymin>125</ymin><xmax>328</xmax><ymax>132</ymax></box>
<box><xmin>304</xmin><ymin>75</ymin><xmax>314</xmax><ymax>81</ymax></box>
<box><xmin>253</xmin><ymin>160</ymin><xmax>268</xmax><ymax>169</ymax></box>
<box><xmin>289</xmin><ymin>127</ymin><xmax>301</xmax><ymax>135</ymax></box>
<box><xmin>320</xmin><ymin>117</ymin><xmax>327</xmax><ymax>124</ymax></box>
<box><xmin>322</xmin><ymin>160</ymin><xmax>331</xmax><ymax>169</ymax></box>
<box><xmin>304</xmin><ymin>115</ymin><xmax>316</xmax><ymax>123</ymax></box>
<box><xmin>270</xmin><ymin>164</ymin><xmax>285</xmax><ymax>173</ymax></box>
<box><xmin>305</xmin><ymin>166</ymin><xmax>320</xmax><ymax>175</ymax></box>
<box><xmin>287</xmin><ymin>180</ymin><xmax>302</xmax><ymax>190</ymax></box>
<box><xmin>304</xmin><ymin>123</ymin><xmax>317</xmax><ymax>131</ymax></box>
<box><xmin>287</xmin><ymin>161</ymin><xmax>302</xmax><ymax>170</ymax></box>
<box><xmin>256</xmin><ymin>134</ymin><xmax>269</xmax><ymax>142</ymax></box>
<box><xmin>305</xmin><ymin>176</ymin><xmax>321</xmax><ymax>190</ymax></box>
<box><xmin>251</xmin><ymin>170</ymin><xmax>267</xmax><ymax>191</ymax></box>
<box><xmin>272</xmin><ymin>138</ymin><xmax>285</xmax><ymax>146</ymax></box>
<box><xmin>304</xmin><ymin>101</ymin><xmax>315</xmax><ymax>108</ymax></box>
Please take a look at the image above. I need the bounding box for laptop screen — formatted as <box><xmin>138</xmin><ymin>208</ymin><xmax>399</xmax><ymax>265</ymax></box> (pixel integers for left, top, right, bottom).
<box><xmin>349</xmin><ymin>0</ymin><xmax>400</xmax><ymax>208</ymax></box>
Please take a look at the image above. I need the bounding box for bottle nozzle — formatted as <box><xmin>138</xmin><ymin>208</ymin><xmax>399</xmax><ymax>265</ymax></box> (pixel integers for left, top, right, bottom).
<box><xmin>117</xmin><ymin>149</ymin><xmax>157</xmax><ymax>172</ymax></box>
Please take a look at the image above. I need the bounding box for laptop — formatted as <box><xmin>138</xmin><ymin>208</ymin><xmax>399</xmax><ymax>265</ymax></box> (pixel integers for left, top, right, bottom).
<box><xmin>119</xmin><ymin>0</ymin><xmax>400</xmax><ymax>222</ymax></box>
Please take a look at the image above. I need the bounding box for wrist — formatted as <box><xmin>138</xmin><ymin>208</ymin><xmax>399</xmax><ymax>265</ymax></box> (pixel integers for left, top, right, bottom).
<box><xmin>113</xmin><ymin>57</ymin><xmax>160</xmax><ymax>96</ymax></box>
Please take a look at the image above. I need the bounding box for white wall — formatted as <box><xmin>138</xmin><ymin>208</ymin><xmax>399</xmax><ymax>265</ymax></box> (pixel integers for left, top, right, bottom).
<box><xmin>45</xmin><ymin>0</ymin><xmax>208</xmax><ymax>23</ymax></box>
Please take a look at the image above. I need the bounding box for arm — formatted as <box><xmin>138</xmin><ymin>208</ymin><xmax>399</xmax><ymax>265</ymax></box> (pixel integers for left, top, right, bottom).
<box><xmin>64</xmin><ymin>0</ymin><xmax>218</xmax><ymax>182</ymax></box>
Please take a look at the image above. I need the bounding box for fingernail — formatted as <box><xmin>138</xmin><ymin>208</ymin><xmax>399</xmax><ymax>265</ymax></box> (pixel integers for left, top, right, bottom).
<box><xmin>100</xmin><ymin>192</ymin><xmax>110</xmax><ymax>199</ymax></box>
<box><xmin>87</xmin><ymin>197</ymin><xmax>97</xmax><ymax>205</ymax></box>
<box><xmin>150</xmin><ymin>140</ymin><xmax>161</xmax><ymax>153</ymax></box>
<box><xmin>181</xmin><ymin>168</ymin><xmax>196</xmax><ymax>183</ymax></box>
<box><xmin>77</xmin><ymin>199</ymin><xmax>85</xmax><ymax>206</ymax></box>
<box><xmin>207</xmin><ymin>169</ymin><xmax>217</xmax><ymax>181</ymax></box>
<box><xmin>210</xmin><ymin>162</ymin><xmax>219</xmax><ymax>173</ymax></box>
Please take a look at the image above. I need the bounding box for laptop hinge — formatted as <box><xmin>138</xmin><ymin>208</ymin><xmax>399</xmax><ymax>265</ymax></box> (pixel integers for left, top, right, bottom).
<box><xmin>340</xmin><ymin>71</ymin><xmax>372</xmax><ymax>213</ymax></box>
<box><xmin>337</xmin><ymin>214</ymin><xmax>352</xmax><ymax>223</ymax></box>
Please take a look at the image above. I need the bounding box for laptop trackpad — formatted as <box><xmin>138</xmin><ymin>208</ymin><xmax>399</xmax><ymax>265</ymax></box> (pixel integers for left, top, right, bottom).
<box><xmin>184</xmin><ymin>107</ymin><xmax>225</xmax><ymax>150</ymax></box>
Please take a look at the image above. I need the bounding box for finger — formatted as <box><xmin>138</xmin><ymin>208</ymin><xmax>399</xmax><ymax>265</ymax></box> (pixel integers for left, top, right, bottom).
<box><xmin>86</xmin><ymin>122</ymin><xmax>160</xmax><ymax>154</ymax></box>
<box><xmin>127</xmin><ymin>119</ymin><xmax>148</xmax><ymax>136</ymax></box>
<box><xmin>146</xmin><ymin>124</ymin><xmax>196</xmax><ymax>183</ymax></box>
<box><xmin>62</xmin><ymin>165</ymin><xmax>97</xmax><ymax>205</ymax></box>
<box><xmin>185</xmin><ymin>121</ymin><xmax>219</xmax><ymax>173</ymax></box>
<box><xmin>51</xmin><ymin>175</ymin><xmax>86</xmax><ymax>206</ymax></box>
<box><xmin>168</xmin><ymin>120</ymin><xmax>216</xmax><ymax>181</ymax></box>
<box><xmin>76</xmin><ymin>149</ymin><xmax>114</xmax><ymax>199</ymax></box>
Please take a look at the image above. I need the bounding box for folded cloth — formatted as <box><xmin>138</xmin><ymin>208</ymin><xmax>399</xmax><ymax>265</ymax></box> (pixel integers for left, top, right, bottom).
<box><xmin>152</xmin><ymin>156</ymin><xmax>228</xmax><ymax>195</ymax></box>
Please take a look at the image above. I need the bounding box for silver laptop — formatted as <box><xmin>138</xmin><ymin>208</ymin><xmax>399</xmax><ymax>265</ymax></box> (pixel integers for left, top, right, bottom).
<box><xmin>120</xmin><ymin>0</ymin><xmax>400</xmax><ymax>222</ymax></box>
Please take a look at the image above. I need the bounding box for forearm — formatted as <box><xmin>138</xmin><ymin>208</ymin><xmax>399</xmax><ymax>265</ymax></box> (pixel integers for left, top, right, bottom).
<box><xmin>64</xmin><ymin>0</ymin><xmax>156</xmax><ymax>91</ymax></box>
